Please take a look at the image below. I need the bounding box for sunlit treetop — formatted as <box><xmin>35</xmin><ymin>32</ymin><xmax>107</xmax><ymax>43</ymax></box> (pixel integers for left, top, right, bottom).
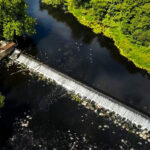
<box><xmin>0</xmin><ymin>0</ymin><xmax>36</xmax><ymax>40</ymax></box>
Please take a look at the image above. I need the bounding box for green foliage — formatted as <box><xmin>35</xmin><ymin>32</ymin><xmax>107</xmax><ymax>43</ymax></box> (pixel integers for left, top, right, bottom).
<box><xmin>43</xmin><ymin>0</ymin><xmax>150</xmax><ymax>72</ymax></box>
<box><xmin>42</xmin><ymin>0</ymin><xmax>66</xmax><ymax>7</ymax></box>
<box><xmin>0</xmin><ymin>93</ymin><xmax>5</xmax><ymax>108</ymax></box>
<box><xmin>0</xmin><ymin>0</ymin><xmax>36</xmax><ymax>40</ymax></box>
<box><xmin>71</xmin><ymin>93</ymin><xmax>83</xmax><ymax>103</ymax></box>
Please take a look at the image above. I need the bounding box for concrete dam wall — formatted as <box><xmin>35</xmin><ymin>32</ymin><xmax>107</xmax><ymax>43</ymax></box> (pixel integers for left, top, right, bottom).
<box><xmin>9</xmin><ymin>49</ymin><xmax>150</xmax><ymax>131</ymax></box>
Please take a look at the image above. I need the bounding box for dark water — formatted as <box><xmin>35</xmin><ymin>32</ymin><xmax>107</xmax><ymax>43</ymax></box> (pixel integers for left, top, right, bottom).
<box><xmin>17</xmin><ymin>0</ymin><xmax>150</xmax><ymax>115</ymax></box>
<box><xmin>0</xmin><ymin>62</ymin><xmax>150</xmax><ymax>150</ymax></box>
<box><xmin>1</xmin><ymin>0</ymin><xmax>150</xmax><ymax>149</ymax></box>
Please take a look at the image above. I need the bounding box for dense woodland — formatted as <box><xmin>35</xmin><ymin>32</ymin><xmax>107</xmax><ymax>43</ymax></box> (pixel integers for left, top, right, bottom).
<box><xmin>43</xmin><ymin>0</ymin><xmax>150</xmax><ymax>72</ymax></box>
<box><xmin>0</xmin><ymin>0</ymin><xmax>36</xmax><ymax>40</ymax></box>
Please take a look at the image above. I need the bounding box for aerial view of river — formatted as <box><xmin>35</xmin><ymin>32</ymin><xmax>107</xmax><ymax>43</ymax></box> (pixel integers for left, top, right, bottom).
<box><xmin>0</xmin><ymin>0</ymin><xmax>150</xmax><ymax>149</ymax></box>
<box><xmin>21</xmin><ymin>0</ymin><xmax>150</xmax><ymax>115</ymax></box>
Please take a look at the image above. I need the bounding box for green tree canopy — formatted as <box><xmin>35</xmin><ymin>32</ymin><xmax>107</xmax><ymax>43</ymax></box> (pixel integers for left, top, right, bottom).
<box><xmin>0</xmin><ymin>0</ymin><xmax>36</xmax><ymax>40</ymax></box>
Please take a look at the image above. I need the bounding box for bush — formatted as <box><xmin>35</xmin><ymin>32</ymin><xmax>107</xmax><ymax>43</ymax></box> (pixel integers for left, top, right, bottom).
<box><xmin>0</xmin><ymin>93</ymin><xmax>5</xmax><ymax>108</ymax></box>
<box><xmin>0</xmin><ymin>0</ymin><xmax>36</xmax><ymax>40</ymax></box>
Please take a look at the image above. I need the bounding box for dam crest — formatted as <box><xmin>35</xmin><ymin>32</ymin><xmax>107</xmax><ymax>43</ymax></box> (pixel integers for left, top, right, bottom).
<box><xmin>9</xmin><ymin>49</ymin><xmax>150</xmax><ymax>131</ymax></box>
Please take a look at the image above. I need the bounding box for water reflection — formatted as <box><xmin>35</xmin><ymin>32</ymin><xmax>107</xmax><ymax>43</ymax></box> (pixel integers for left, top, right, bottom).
<box><xmin>40</xmin><ymin>3</ymin><xmax>96</xmax><ymax>44</ymax></box>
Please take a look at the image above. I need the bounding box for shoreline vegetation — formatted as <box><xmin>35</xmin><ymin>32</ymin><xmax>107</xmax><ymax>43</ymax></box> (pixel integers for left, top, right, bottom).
<box><xmin>42</xmin><ymin>0</ymin><xmax>150</xmax><ymax>73</ymax></box>
<box><xmin>0</xmin><ymin>93</ymin><xmax>5</xmax><ymax>108</ymax></box>
<box><xmin>0</xmin><ymin>0</ymin><xmax>36</xmax><ymax>40</ymax></box>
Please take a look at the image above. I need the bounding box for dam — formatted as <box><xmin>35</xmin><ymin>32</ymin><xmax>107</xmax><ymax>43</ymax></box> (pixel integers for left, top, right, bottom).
<box><xmin>9</xmin><ymin>49</ymin><xmax>150</xmax><ymax>131</ymax></box>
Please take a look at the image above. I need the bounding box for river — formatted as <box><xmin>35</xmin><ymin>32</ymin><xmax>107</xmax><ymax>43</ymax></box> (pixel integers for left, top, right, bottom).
<box><xmin>0</xmin><ymin>0</ymin><xmax>150</xmax><ymax>149</ymax></box>
<box><xmin>21</xmin><ymin>0</ymin><xmax>150</xmax><ymax>115</ymax></box>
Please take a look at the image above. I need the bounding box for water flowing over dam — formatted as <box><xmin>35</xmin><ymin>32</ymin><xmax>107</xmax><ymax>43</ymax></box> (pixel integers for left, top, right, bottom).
<box><xmin>9</xmin><ymin>49</ymin><xmax>150</xmax><ymax>131</ymax></box>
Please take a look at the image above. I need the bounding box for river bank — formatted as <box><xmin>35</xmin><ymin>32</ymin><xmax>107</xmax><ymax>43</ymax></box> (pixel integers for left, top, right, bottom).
<box><xmin>68</xmin><ymin>9</ymin><xmax>150</xmax><ymax>73</ymax></box>
<box><xmin>42</xmin><ymin>0</ymin><xmax>150</xmax><ymax>73</ymax></box>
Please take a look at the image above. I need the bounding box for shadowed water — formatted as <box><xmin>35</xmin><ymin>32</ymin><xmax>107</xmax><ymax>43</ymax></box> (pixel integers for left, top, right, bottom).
<box><xmin>0</xmin><ymin>61</ymin><xmax>150</xmax><ymax>149</ymax></box>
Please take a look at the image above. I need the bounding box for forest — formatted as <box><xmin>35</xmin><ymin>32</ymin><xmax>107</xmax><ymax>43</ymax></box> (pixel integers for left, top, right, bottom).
<box><xmin>43</xmin><ymin>0</ymin><xmax>150</xmax><ymax>72</ymax></box>
<box><xmin>0</xmin><ymin>0</ymin><xmax>36</xmax><ymax>40</ymax></box>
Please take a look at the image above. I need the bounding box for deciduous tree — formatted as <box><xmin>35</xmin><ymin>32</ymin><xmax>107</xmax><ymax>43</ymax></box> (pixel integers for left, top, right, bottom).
<box><xmin>0</xmin><ymin>0</ymin><xmax>36</xmax><ymax>40</ymax></box>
